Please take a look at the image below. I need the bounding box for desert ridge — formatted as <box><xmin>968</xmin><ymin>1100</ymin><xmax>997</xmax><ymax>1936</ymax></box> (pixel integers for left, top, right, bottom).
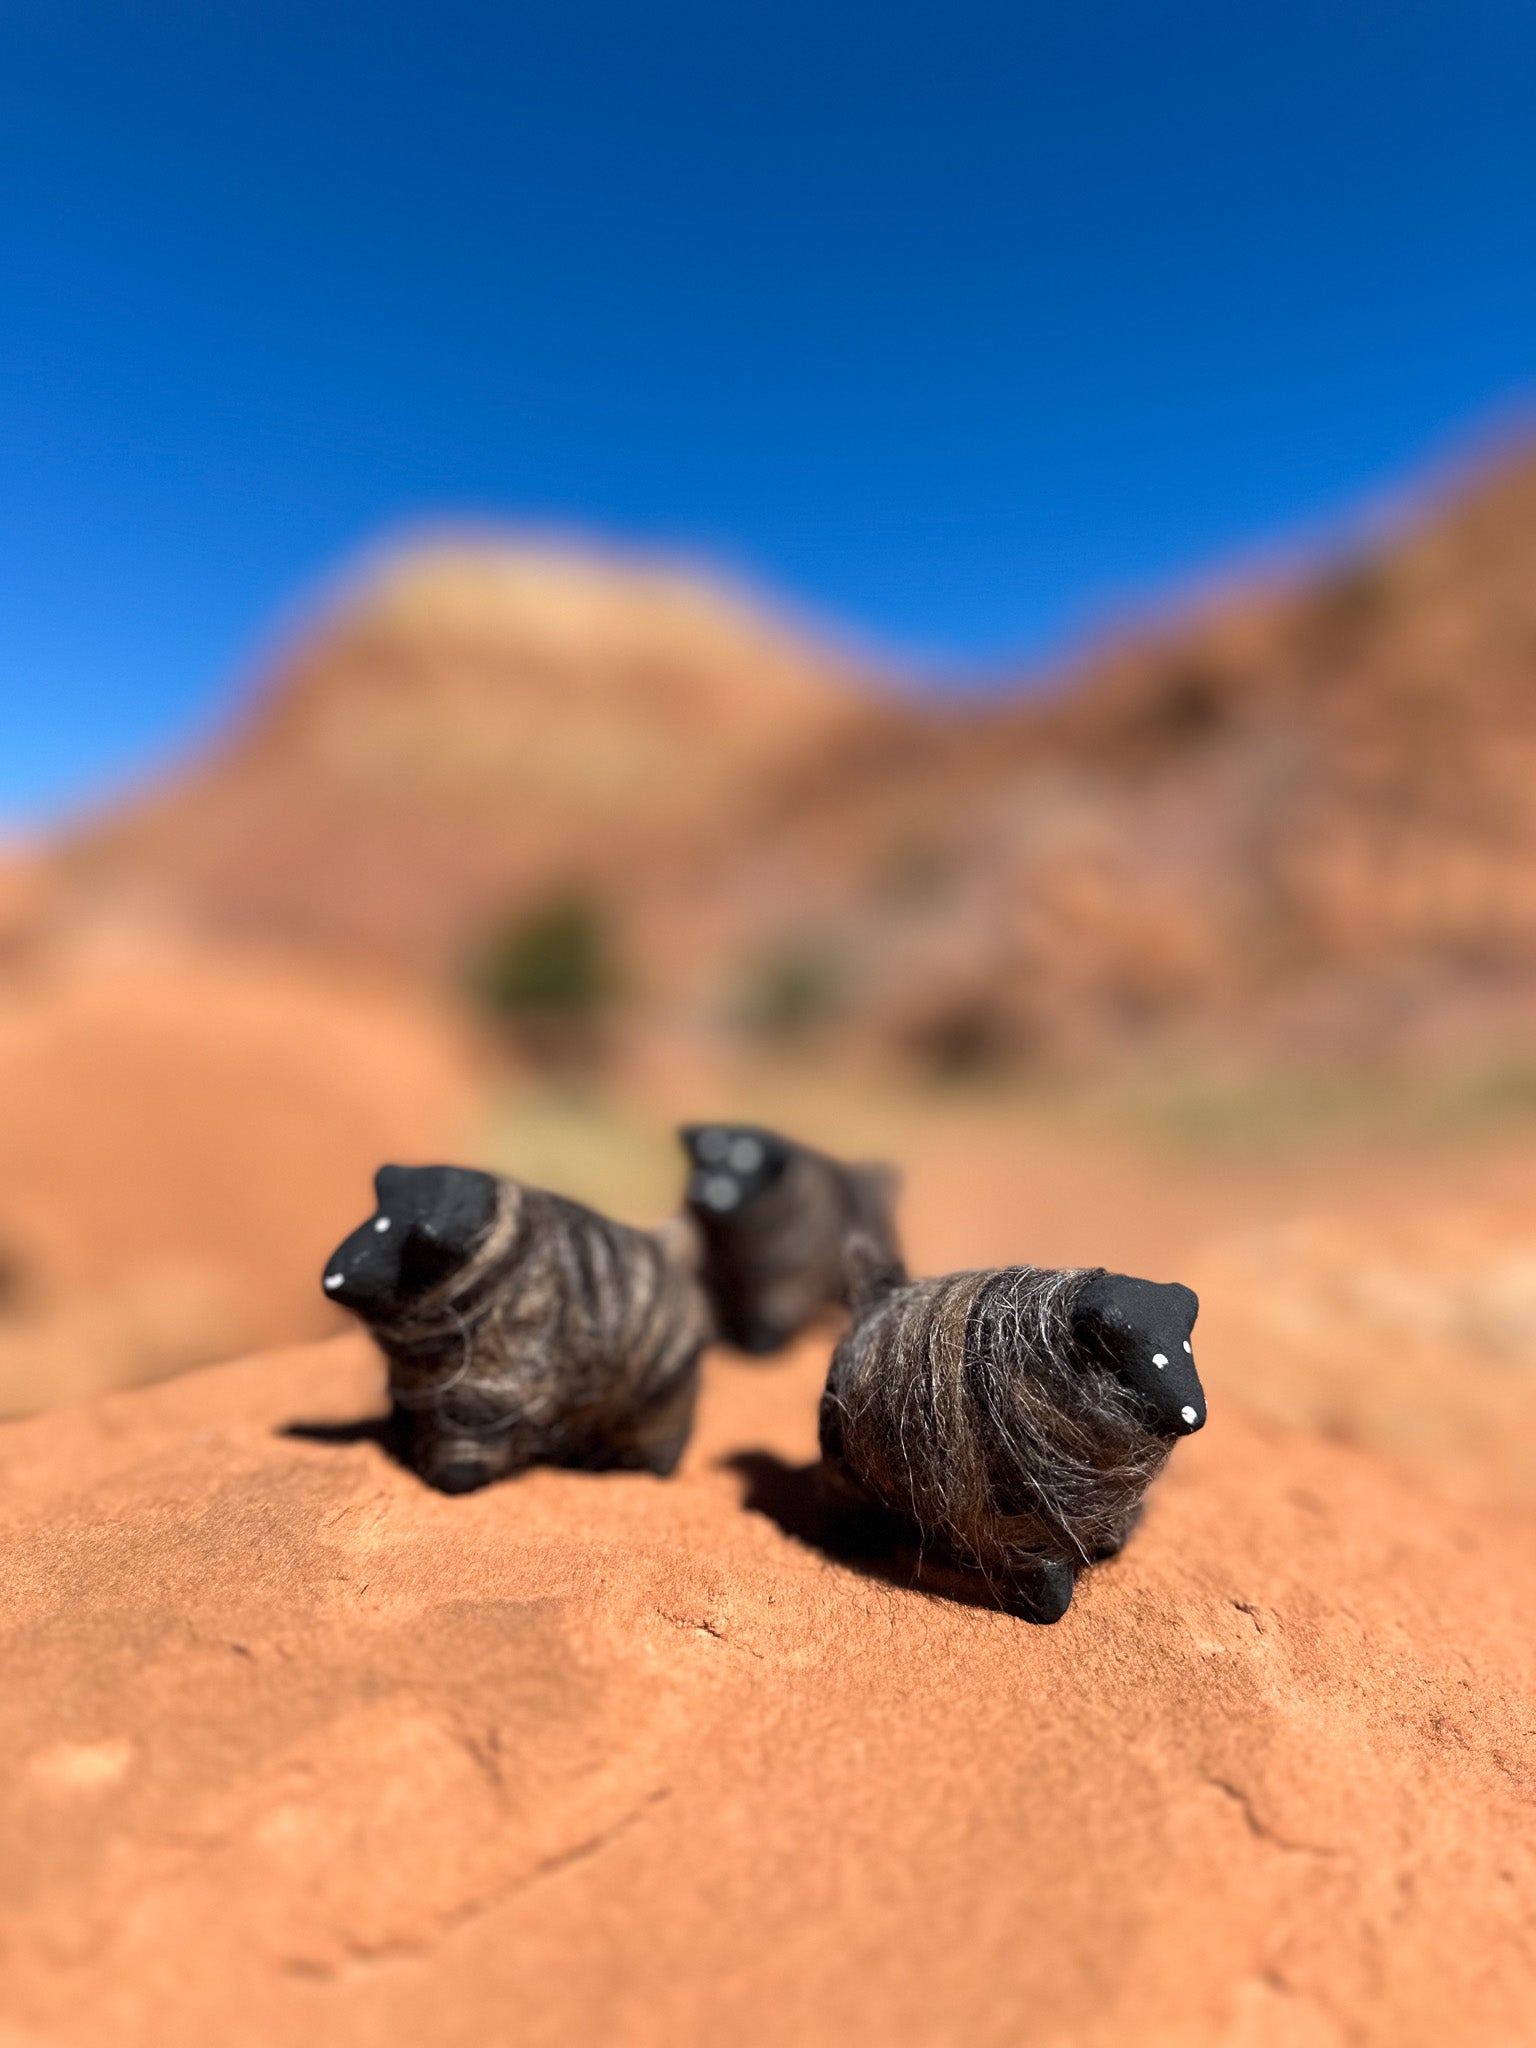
<box><xmin>51</xmin><ymin>448</ymin><xmax>1536</xmax><ymax>1068</ymax></box>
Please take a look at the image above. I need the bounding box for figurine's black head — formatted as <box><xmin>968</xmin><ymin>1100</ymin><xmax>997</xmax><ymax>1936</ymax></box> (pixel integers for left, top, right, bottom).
<box><xmin>321</xmin><ymin>1164</ymin><xmax>499</xmax><ymax>1323</ymax></box>
<box><xmin>1071</xmin><ymin>1273</ymin><xmax>1205</xmax><ymax>1437</ymax></box>
<box><xmin>679</xmin><ymin>1124</ymin><xmax>793</xmax><ymax>1219</ymax></box>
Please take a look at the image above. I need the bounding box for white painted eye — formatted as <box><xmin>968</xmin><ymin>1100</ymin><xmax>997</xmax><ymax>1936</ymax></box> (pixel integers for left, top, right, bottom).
<box><xmin>1183</xmin><ymin>1340</ymin><xmax>1192</xmax><ymax>1353</ymax></box>
<box><xmin>697</xmin><ymin>1128</ymin><xmax>730</xmax><ymax>1164</ymax></box>
<box><xmin>728</xmin><ymin>1137</ymin><xmax>763</xmax><ymax>1173</ymax></box>
<box><xmin>1181</xmin><ymin>1405</ymin><xmax>1198</xmax><ymax>1425</ymax></box>
<box><xmin>324</xmin><ymin>1273</ymin><xmax>345</xmax><ymax>1291</ymax></box>
<box><xmin>374</xmin><ymin>1216</ymin><xmax>392</xmax><ymax>1233</ymax></box>
<box><xmin>1152</xmin><ymin>1353</ymin><xmax>1168</xmax><ymax>1368</ymax></box>
<box><xmin>702</xmin><ymin>1174</ymin><xmax>740</xmax><ymax>1211</ymax></box>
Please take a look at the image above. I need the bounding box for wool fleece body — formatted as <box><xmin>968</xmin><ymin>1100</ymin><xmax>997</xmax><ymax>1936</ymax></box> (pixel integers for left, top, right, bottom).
<box><xmin>820</xmin><ymin>1259</ymin><xmax>1204</xmax><ymax>1622</ymax></box>
<box><xmin>680</xmin><ymin>1123</ymin><xmax>905</xmax><ymax>1354</ymax></box>
<box><xmin>323</xmin><ymin>1164</ymin><xmax>713</xmax><ymax>1493</ymax></box>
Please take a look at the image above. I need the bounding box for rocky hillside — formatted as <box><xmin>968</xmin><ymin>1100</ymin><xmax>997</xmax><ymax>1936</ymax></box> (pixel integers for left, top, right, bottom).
<box><xmin>56</xmin><ymin>453</ymin><xmax>1536</xmax><ymax>1065</ymax></box>
<box><xmin>57</xmin><ymin>546</ymin><xmax>862</xmax><ymax>968</ymax></box>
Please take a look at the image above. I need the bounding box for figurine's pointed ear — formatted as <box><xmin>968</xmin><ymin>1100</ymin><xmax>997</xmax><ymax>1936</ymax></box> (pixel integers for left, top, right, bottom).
<box><xmin>852</xmin><ymin>1161</ymin><xmax>902</xmax><ymax>1212</ymax></box>
<box><xmin>843</xmin><ymin>1231</ymin><xmax>905</xmax><ymax>1313</ymax></box>
<box><xmin>1071</xmin><ymin>1273</ymin><xmax>1205</xmax><ymax>1437</ymax></box>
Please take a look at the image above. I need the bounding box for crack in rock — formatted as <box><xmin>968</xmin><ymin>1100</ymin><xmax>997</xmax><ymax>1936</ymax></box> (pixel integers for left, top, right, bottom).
<box><xmin>281</xmin><ymin>1786</ymin><xmax>673</xmax><ymax>1981</ymax></box>
<box><xmin>1205</xmin><ymin>1774</ymin><xmax>1339</xmax><ymax>1859</ymax></box>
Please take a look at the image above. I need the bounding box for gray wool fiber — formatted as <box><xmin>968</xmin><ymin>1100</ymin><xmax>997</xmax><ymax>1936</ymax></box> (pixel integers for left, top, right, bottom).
<box><xmin>376</xmin><ymin>1178</ymin><xmax>712</xmax><ymax>1491</ymax></box>
<box><xmin>820</xmin><ymin>1263</ymin><xmax>1171</xmax><ymax>1587</ymax></box>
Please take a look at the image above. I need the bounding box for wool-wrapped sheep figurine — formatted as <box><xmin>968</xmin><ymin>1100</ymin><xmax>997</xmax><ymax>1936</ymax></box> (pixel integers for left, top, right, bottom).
<box><xmin>321</xmin><ymin>1163</ymin><xmax>713</xmax><ymax>1494</ymax></box>
<box><xmin>680</xmin><ymin>1122</ymin><xmax>905</xmax><ymax>1354</ymax></box>
<box><xmin>819</xmin><ymin>1257</ymin><xmax>1205</xmax><ymax>1622</ymax></box>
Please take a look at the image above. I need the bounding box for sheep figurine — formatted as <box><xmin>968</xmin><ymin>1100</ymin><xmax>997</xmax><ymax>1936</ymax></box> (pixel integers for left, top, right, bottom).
<box><xmin>321</xmin><ymin>1163</ymin><xmax>713</xmax><ymax>1493</ymax></box>
<box><xmin>819</xmin><ymin>1256</ymin><xmax>1205</xmax><ymax>1621</ymax></box>
<box><xmin>680</xmin><ymin>1122</ymin><xmax>905</xmax><ymax>1354</ymax></box>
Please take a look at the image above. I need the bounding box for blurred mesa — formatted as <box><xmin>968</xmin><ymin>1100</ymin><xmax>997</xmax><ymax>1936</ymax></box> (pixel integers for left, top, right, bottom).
<box><xmin>47</xmin><ymin>450</ymin><xmax>1536</xmax><ymax>1073</ymax></box>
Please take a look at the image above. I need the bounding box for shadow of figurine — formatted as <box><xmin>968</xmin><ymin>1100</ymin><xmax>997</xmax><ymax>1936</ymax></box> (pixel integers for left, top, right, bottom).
<box><xmin>282</xmin><ymin>1411</ymin><xmax>402</xmax><ymax>1456</ymax></box>
<box><xmin>723</xmin><ymin>1449</ymin><xmax>1076</xmax><ymax>1621</ymax></box>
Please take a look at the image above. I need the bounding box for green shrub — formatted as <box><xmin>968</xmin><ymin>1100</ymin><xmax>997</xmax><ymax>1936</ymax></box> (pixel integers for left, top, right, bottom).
<box><xmin>735</xmin><ymin>936</ymin><xmax>844</xmax><ymax>1041</ymax></box>
<box><xmin>472</xmin><ymin>892</ymin><xmax>617</xmax><ymax>1046</ymax></box>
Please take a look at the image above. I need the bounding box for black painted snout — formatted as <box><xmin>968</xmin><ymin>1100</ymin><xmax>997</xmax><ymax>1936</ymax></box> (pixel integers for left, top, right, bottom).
<box><xmin>321</xmin><ymin>1164</ymin><xmax>499</xmax><ymax>1321</ymax></box>
<box><xmin>679</xmin><ymin>1123</ymin><xmax>791</xmax><ymax>1219</ymax></box>
<box><xmin>1072</xmin><ymin>1273</ymin><xmax>1205</xmax><ymax>1437</ymax></box>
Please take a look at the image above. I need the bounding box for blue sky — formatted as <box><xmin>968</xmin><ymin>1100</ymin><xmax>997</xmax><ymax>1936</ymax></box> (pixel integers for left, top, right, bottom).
<box><xmin>3</xmin><ymin>0</ymin><xmax>1535</xmax><ymax>825</ymax></box>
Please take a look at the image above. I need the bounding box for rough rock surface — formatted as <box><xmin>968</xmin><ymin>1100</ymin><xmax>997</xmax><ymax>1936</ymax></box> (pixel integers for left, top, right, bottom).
<box><xmin>3</xmin><ymin>1331</ymin><xmax>1533</xmax><ymax>2046</ymax></box>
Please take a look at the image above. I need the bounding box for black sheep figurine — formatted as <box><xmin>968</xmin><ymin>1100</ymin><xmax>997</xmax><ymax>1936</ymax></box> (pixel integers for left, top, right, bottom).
<box><xmin>680</xmin><ymin>1122</ymin><xmax>905</xmax><ymax>1354</ymax></box>
<box><xmin>819</xmin><ymin>1257</ymin><xmax>1205</xmax><ymax>1622</ymax></box>
<box><xmin>321</xmin><ymin>1163</ymin><xmax>713</xmax><ymax>1493</ymax></box>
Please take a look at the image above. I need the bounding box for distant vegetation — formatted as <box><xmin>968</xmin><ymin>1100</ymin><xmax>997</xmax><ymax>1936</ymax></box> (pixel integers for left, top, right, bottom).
<box><xmin>471</xmin><ymin>890</ymin><xmax>617</xmax><ymax>1064</ymax></box>
<box><xmin>902</xmin><ymin>994</ymin><xmax>1020</xmax><ymax>1079</ymax></box>
<box><xmin>734</xmin><ymin>936</ymin><xmax>844</xmax><ymax>1042</ymax></box>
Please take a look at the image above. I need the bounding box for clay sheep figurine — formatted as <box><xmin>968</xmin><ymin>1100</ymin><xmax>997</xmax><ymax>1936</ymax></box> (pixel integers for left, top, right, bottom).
<box><xmin>321</xmin><ymin>1163</ymin><xmax>712</xmax><ymax>1493</ymax></box>
<box><xmin>819</xmin><ymin>1256</ymin><xmax>1204</xmax><ymax>1621</ymax></box>
<box><xmin>680</xmin><ymin>1122</ymin><xmax>905</xmax><ymax>1354</ymax></box>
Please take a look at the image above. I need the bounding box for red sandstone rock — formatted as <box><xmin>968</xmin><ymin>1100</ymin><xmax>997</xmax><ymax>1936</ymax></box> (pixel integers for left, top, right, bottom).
<box><xmin>0</xmin><ymin>948</ymin><xmax>475</xmax><ymax>1413</ymax></box>
<box><xmin>1</xmin><ymin>1330</ymin><xmax>1532</xmax><ymax>2045</ymax></box>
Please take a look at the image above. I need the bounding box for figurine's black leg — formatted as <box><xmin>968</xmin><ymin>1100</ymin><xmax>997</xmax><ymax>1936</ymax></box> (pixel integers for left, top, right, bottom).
<box><xmin>587</xmin><ymin>1368</ymin><xmax>702</xmax><ymax>1478</ymax></box>
<box><xmin>1089</xmin><ymin>1501</ymin><xmax>1145</xmax><ymax>1562</ymax></box>
<box><xmin>1009</xmin><ymin>1556</ymin><xmax>1077</xmax><ymax>1624</ymax></box>
<box><xmin>634</xmin><ymin>1424</ymin><xmax>691</xmax><ymax>1478</ymax></box>
<box><xmin>628</xmin><ymin>1369</ymin><xmax>703</xmax><ymax>1478</ymax></box>
<box><xmin>428</xmin><ymin>1457</ymin><xmax>497</xmax><ymax>1496</ymax></box>
<box><xmin>735</xmin><ymin>1317</ymin><xmax>788</xmax><ymax>1357</ymax></box>
<box><xmin>408</xmin><ymin>1420</ymin><xmax>500</xmax><ymax>1495</ymax></box>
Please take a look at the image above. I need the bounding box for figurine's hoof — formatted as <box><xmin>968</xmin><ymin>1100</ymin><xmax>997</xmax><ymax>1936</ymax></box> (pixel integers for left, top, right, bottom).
<box><xmin>427</xmin><ymin>1459</ymin><xmax>495</xmax><ymax>1496</ymax></box>
<box><xmin>640</xmin><ymin>1429</ymin><xmax>692</xmax><ymax>1478</ymax></box>
<box><xmin>1011</xmin><ymin>1557</ymin><xmax>1077</xmax><ymax>1624</ymax></box>
<box><xmin>733</xmin><ymin>1319</ymin><xmax>788</xmax><ymax>1357</ymax></box>
<box><xmin>1088</xmin><ymin>1503</ymin><xmax>1144</xmax><ymax>1561</ymax></box>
